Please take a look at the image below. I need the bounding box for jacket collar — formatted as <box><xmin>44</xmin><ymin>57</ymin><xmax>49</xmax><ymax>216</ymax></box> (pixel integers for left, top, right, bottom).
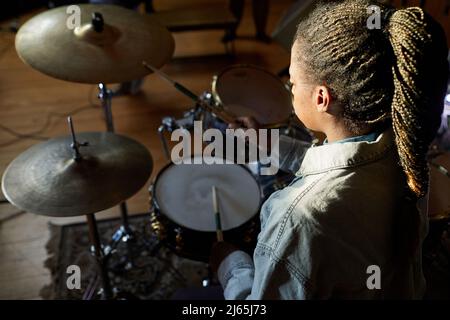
<box><xmin>297</xmin><ymin>129</ymin><xmax>395</xmax><ymax>177</ymax></box>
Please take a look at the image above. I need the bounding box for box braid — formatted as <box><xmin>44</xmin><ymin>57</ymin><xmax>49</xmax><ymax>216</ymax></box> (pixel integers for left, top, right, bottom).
<box><xmin>295</xmin><ymin>0</ymin><xmax>448</xmax><ymax>199</ymax></box>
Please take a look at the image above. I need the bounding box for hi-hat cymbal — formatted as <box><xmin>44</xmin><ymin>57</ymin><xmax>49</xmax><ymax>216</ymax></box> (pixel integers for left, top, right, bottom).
<box><xmin>1</xmin><ymin>132</ymin><xmax>153</xmax><ymax>216</ymax></box>
<box><xmin>15</xmin><ymin>4</ymin><xmax>175</xmax><ymax>84</ymax></box>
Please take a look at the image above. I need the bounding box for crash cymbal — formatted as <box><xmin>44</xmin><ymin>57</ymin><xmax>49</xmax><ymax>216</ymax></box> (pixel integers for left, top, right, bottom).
<box><xmin>1</xmin><ymin>132</ymin><xmax>153</xmax><ymax>216</ymax></box>
<box><xmin>15</xmin><ymin>4</ymin><xmax>174</xmax><ymax>84</ymax></box>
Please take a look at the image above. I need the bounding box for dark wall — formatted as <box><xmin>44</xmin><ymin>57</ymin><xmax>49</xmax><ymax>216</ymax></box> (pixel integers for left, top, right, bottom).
<box><xmin>0</xmin><ymin>0</ymin><xmax>89</xmax><ymax>21</ymax></box>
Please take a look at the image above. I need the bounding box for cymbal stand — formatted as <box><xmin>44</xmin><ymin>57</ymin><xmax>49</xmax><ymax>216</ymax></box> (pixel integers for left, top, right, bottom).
<box><xmin>86</xmin><ymin>213</ymin><xmax>114</xmax><ymax>299</ymax></box>
<box><xmin>67</xmin><ymin>117</ymin><xmax>113</xmax><ymax>299</ymax></box>
<box><xmin>97</xmin><ymin>83</ymin><xmax>134</xmax><ymax>263</ymax></box>
<box><xmin>86</xmin><ymin>212</ymin><xmax>140</xmax><ymax>300</ymax></box>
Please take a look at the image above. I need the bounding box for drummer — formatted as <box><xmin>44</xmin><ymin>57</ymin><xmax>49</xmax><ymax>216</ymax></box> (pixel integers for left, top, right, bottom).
<box><xmin>210</xmin><ymin>0</ymin><xmax>449</xmax><ymax>299</ymax></box>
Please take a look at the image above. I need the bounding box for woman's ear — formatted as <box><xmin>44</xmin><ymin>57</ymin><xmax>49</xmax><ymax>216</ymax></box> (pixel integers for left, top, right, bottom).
<box><xmin>314</xmin><ymin>85</ymin><xmax>332</xmax><ymax>113</ymax></box>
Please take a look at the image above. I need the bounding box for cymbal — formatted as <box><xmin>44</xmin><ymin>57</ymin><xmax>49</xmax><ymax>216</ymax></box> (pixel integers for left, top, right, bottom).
<box><xmin>15</xmin><ymin>4</ymin><xmax>175</xmax><ymax>84</ymax></box>
<box><xmin>1</xmin><ymin>132</ymin><xmax>153</xmax><ymax>216</ymax></box>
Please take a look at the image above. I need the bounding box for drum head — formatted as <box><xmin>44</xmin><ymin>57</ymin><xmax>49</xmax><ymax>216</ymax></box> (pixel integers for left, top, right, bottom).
<box><xmin>212</xmin><ymin>65</ymin><xmax>293</xmax><ymax>127</ymax></box>
<box><xmin>154</xmin><ymin>156</ymin><xmax>261</xmax><ymax>232</ymax></box>
<box><xmin>428</xmin><ymin>153</ymin><xmax>450</xmax><ymax>221</ymax></box>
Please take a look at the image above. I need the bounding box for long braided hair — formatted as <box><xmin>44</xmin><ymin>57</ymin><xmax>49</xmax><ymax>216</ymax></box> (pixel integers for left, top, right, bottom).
<box><xmin>295</xmin><ymin>0</ymin><xmax>448</xmax><ymax>199</ymax></box>
<box><xmin>294</xmin><ymin>0</ymin><xmax>448</xmax><ymax>260</ymax></box>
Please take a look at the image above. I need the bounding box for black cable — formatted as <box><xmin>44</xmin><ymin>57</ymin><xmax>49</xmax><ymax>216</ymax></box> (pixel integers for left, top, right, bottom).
<box><xmin>0</xmin><ymin>210</ymin><xmax>26</xmax><ymax>224</ymax></box>
<box><xmin>0</xmin><ymin>86</ymin><xmax>99</xmax><ymax>148</ymax></box>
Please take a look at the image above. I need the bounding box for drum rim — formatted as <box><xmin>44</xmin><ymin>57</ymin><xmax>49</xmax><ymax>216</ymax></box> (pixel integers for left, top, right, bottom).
<box><xmin>428</xmin><ymin>151</ymin><xmax>450</xmax><ymax>222</ymax></box>
<box><xmin>211</xmin><ymin>64</ymin><xmax>294</xmax><ymax>129</ymax></box>
<box><xmin>150</xmin><ymin>156</ymin><xmax>264</xmax><ymax>231</ymax></box>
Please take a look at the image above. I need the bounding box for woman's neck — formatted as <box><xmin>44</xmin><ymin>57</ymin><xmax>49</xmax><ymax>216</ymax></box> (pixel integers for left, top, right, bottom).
<box><xmin>324</xmin><ymin>123</ymin><xmax>371</xmax><ymax>143</ymax></box>
<box><xmin>324</xmin><ymin>127</ymin><xmax>355</xmax><ymax>143</ymax></box>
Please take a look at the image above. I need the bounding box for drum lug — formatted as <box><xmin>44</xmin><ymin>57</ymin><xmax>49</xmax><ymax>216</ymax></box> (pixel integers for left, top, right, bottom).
<box><xmin>175</xmin><ymin>227</ymin><xmax>184</xmax><ymax>252</ymax></box>
<box><xmin>150</xmin><ymin>211</ymin><xmax>166</xmax><ymax>240</ymax></box>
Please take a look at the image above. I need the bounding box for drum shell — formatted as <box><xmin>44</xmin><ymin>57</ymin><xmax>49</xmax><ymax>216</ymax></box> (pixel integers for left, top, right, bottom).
<box><xmin>149</xmin><ymin>161</ymin><xmax>262</xmax><ymax>262</ymax></box>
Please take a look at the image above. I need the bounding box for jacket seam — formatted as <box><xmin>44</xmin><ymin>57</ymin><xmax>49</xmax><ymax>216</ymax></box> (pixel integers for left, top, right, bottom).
<box><xmin>273</xmin><ymin>172</ymin><xmax>331</xmax><ymax>250</ymax></box>
<box><xmin>300</xmin><ymin>143</ymin><xmax>394</xmax><ymax>176</ymax></box>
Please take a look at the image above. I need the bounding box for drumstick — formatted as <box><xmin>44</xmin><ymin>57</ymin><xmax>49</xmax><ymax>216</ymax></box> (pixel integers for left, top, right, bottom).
<box><xmin>212</xmin><ymin>186</ymin><xmax>224</xmax><ymax>242</ymax></box>
<box><xmin>203</xmin><ymin>103</ymin><xmax>237</xmax><ymax>124</ymax></box>
<box><xmin>142</xmin><ymin>61</ymin><xmax>238</xmax><ymax>124</ymax></box>
<box><xmin>142</xmin><ymin>61</ymin><xmax>199</xmax><ymax>102</ymax></box>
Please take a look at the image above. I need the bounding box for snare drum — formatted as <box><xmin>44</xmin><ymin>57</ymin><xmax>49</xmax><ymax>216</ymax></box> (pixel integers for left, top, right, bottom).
<box><xmin>203</xmin><ymin>65</ymin><xmax>294</xmax><ymax>130</ymax></box>
<box><xmin>149</xmin><ymin>156</ymin><xmax>262</xmax><ymax>261</ymax></box>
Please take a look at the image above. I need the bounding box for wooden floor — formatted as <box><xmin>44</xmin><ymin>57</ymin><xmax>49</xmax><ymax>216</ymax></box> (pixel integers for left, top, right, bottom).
<box><xmin>0</xmin><ymin>0</ymin><xmax>292</xmax><ymax>299</ymax></box>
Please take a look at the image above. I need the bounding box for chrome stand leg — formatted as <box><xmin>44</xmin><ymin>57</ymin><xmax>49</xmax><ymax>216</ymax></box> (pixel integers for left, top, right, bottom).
<box><xmin>86</xmin><ymin>213</ymin><xmax>113</xmax><ymax>299</ymax></box>
<box><xmin>97</xmin><ymin>83</ymin><xmax>134</xmax><ymax>257</ymax></box>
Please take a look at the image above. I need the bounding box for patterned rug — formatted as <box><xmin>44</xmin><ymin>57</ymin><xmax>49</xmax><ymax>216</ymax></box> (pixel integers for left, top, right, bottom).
<box><xmin>40</xmin><ymin>214</ymin><xmax>209</xmax><ymax>300</ymax></box>
<box><xmin>39</xmin><ymin>213</ymin><xmax>450</xmax><ymax>300</ymax></box>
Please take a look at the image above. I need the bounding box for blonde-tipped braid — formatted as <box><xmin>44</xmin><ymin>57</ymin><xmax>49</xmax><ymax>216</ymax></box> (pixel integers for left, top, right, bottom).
<box><xmin>388</xmin><ymin>7</ymin><xmax>431</xmax><ymax>197</ymax></box>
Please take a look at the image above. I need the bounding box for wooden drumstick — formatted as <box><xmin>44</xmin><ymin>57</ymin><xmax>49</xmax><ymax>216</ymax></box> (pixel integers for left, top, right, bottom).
<box><xmin>142</xmin><ymin>60</ymin><xmax>238</xmax><ymax>125</ymax></box>
<box><xmin>142</xmin><ymin>61</ymin><xmax>198</xmax><ymax>102</ymax></box>
<box><xmin>212</xmin><ymin>185</ymin><xmax>224</xmax><ymax>242</ymax></box>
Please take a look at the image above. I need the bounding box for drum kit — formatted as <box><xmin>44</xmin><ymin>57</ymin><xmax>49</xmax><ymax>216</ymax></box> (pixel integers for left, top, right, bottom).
<box><xmin>4</xmin><ymin>3</ymin><xmax>449</xmax><ymax>300</ymax></box>
<box><xmin>1</xmin><ymin>4</ymin><xmax>312</xmax><ymax>299</ymax></box>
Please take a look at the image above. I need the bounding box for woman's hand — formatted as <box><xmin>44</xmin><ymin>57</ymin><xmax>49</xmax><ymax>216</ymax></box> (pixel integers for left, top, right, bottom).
<box><xmin>228</xmin><ymin>116</ymin><xmax>260</xmax><ymax>130</ymax></box>
<box><xmin>209</xmin><ymin>241</ymin><xmax>239</xmax><ymax>274</ymax></box>
<box><xmin>227</xmin><ymin>116</ymin><xmax>272</xmax><ymax>151</ymax></box>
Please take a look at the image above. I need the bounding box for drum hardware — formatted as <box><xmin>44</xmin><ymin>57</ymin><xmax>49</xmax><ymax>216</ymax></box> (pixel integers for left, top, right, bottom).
<box><xmin>86</xmin><ymin>213</ymin><xmax>114</xmax><ymax>299</ymax></box>
<box><xmin>150</xmin><ymin>211</ymin><xmax>167</xmax><ymax>240</ymax></box>
<box><xmin>68</xmin><ymin>118</ymin><xmax>112</xmax><ymax>299</ymax></box>
<box><xmin>97</xmin><ymin>81</ymin><xmax>135</xmax><ymax>260</ymax></box>
<box><xmin>68</xmin><ymin>116</ymin><xmax>89</xmax><ymax>160</ymax></box>
<box><xmin>157</xmin><ymin>93</ymin><xmax>236</xmax><ymax>161</ymax></box>
<box><xmin>158</xmin><ymin>109</ymin><xmax>199</xmax><ymax>160</ymax></box>
<box><xmin>1</xmin><ymin>117</ymin><xmax>153</xmax><ymax>299</ymax></box>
